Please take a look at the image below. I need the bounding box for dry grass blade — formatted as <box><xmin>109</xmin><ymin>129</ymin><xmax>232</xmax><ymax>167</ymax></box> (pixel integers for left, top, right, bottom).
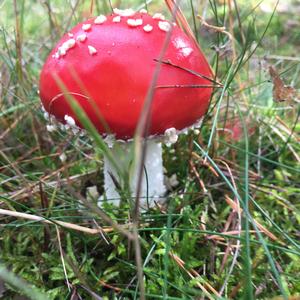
<box><xmin>275</xmin><ymin>116</ymin><xmax>300</xmax><ymax>142</ymax></box>
<box><xmin>3</xmin><ymin>161</ymin><xmax>79</xmax><ymax>201</ymax></box>
<box><xmin>215</xmin><ymin>159</ymin><xmax>241</xmax><ymax>296</ymax></box>
<box><xmin>164</xmin><ymin>0</ymin><xmax>199</xmax><ymax>50</ymax></box>
<box><xmin>55</xmin><ymin>226</ymin><xmax>71</xmax><ymax>291</ymax></box>
<box><xmin>0</xmin><ymin>208</ymin><xmax>133</xmax><ymax>235</ymax></box>
<box><xmin>189</xmin><ymin>160</ymin><xmax>207</xmax><ymax>193</ymax></box>
<box><xmin>169</xmin><ymin>252</ymin><xmax>220</xmax><ymax>299</ymax></box>
<box><xmin>197</xmin><ymin>16</ymin><xmax>233</xmax><ymax>41</ymax></box>
<box><xmin>225</xmin><ymin>195</ymin><xmax>279</xmax><ymax>242</ymax></box>
<box><xmin>153</xmin><ymin>59</ymin><xmax>222</xmax><ymax>86</ymax></box>
<box><xmin>130</xmin><ymin>3</ymin><xmax>187</xmax><ymax>298</ymax></box>
<box><xmin>268</xmin><ymin>124</ymin><xmax>300</xmax><ymax>163</ymax></box>
<box><xmin>0</xmin><ymin>111</ymin><xmax>27</xmax><ymax>140</ymax></box>
<box><xmin>98</xmin><ymin>279</ymin><xmax>121</xmax><ymax>293</ymax></box>
<box><xmin>207</xmin><ymin>230</ymin><xmax>261</xmax><ymax>240</ymax></box>
<box><xmin>13</xmin><ymin>0</ymin><xmax>24</xmax><ymax>83</ymax></box>
<box><xmin>191</xmin><ymin>152</ymin><xmax>219</xmax><ymax>177</ymax></box>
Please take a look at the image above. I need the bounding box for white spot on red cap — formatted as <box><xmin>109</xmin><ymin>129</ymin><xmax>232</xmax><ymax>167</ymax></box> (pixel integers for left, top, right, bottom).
<box><xmin>113</xmin><ymin>8</ymin><xmax>135</xmax><ymax>17</ymax></box>
<box><xmin>139</xmin><ymin>9</ymin><xmax>147</xmax><ymax>14</ymax></box>
<box><xmin>68</xmin><ymin>33</ymin><xmax>74</xmax><ymax>37</ymax></box>
<box><xmin>173</xmin><ymin>37</ymin><xmax>193</xmax><ymax>57</ymax></box>
<box><xmin>127</xmin><ymin>18</ymin><xmax>143</xmax><ymax>27</ymax></box>
<box><xmin>55</xmin><ymin>38</ymin><xmax>76</xmax><ymax>57</ymax></box>
<box><xmin>153</xmin><ymin>13</ymin><xmax>165</xmax><ymax>20</ymax></box>
<box><xmin>64</xmin><ymin>115</ymin><xmax>76</xmax><ymax>127</ymax></box>
<box><xmin>58</xmin><ymin>47</ymin><xmax>67</xmax><ymax>56</ymax></box>
<box><xmin>76</xmin><ymin>33</ymin><xmax>87</xmax><ymax>42</ymax></box>
<box><xmin>112</xmin><ymin>15</ymin><xmax>121</xmax><ymax>23</ymax></box>
<box><xmin>94</xmin><ymin>15</ymin><xmax>107</xmax><ymax>24</ymax></box>
<box><xmin>143</xmin><ymin>24</ymin><xmax>153</xmax><ymax>32</ymax></box>
<box><xmin>164</xmin><ymin>127</ymin><xmax>178</xmax><ymax>145</ymax></box>
<box><xmin>173</xmin><ymin>38</ymin><xmax>187</xmax><ymax>49</ymax></box>
<box><xmin>82</xmin><ymin>23</ymin><xmax>92</xmax><ymax>31</ymax></box>
<box><xmin>64</xmin><ymin>38</ymin><xmax>76</xmax><ymax>49</ymax></box>
<box><xmin>158</xmin><ymin>21</ymin><xmax>171</xmax><ymax>32</ymax></box>
<box><xmin>88</xmin><ymin>45</ymin><xmax>97</xmax><ymax>55</ymax></box>
<box><xmin>64</xmin><ymin>115</ymin><xmax>79</xmax><ymax>134</ymax></box>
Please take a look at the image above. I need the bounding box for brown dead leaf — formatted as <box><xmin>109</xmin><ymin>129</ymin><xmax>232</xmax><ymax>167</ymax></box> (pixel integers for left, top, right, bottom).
<box><xmin>269</xmin><ymin>66</ymin><xmax>298</xmax><ymax>103</ymax></box>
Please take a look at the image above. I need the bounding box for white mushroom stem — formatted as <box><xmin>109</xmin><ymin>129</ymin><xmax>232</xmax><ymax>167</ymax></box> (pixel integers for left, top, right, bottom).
<box><xmin>100</xmin><ymin>139</ymin><xmax>166</xmax><ymax>209</ymax></box>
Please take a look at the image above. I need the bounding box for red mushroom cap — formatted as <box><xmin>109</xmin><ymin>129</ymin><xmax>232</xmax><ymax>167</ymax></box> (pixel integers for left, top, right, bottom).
<box><xmin>39</xmin><ymin>9</ymin><xmax>213</xmax><ymax>140</ymax></box>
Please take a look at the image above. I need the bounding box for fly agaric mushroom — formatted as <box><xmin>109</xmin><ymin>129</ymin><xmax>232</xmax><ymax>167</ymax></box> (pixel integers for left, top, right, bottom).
<box><xmin>39</xmin><ymin>8</ymin><xmax>213</xmax><ymax>208</ymax></box>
